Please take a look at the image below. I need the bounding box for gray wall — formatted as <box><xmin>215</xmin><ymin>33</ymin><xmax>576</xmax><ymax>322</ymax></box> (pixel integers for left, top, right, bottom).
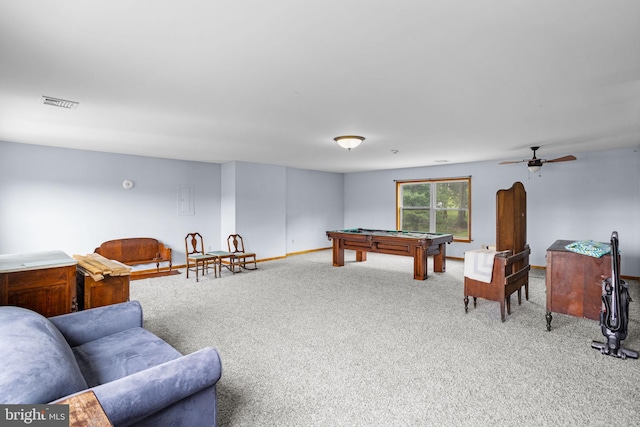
<box><xmin>1</xmin><ymin>141</ymin><xmax>638</xmax><ymax>276</ymax></box>
<box><xmin>345</xmin><ymin>148</ymin><xmax>640</xmax><ymax>277</ymax></box>
<box><xmin>286</xmin><ymin>167</ymin><xmax>344</xmax><ymax>254</ymax></box>
<box><xmin>0</xmin><ymin>141</ymin><xmax>344</xmax><ymax>264</ymax></box>
<box><xmin>219</xmin><ymin>161</ymin><xmax>344</xmax><ymax>259</ymax></box>
<box><xmin>222</xmin><ymin>162</ymin><xmax>344</xmax><ymax>259</ymax></box>
<box><xmin>222</xmin><ymin>161</ymin><xmax>288</xmax><ymax>259</ymax></box>
<box><xmin>0</xmin><ymin>142</ymin><xmax>221</xmax><ymax>264</ymax></box>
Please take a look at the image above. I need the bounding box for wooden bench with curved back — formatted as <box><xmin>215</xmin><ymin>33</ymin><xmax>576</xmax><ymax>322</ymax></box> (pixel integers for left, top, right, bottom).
<box><xmin>95</xmin><ymin>237</ymin><xmax>172</xmax><ymax>278</ymax></box>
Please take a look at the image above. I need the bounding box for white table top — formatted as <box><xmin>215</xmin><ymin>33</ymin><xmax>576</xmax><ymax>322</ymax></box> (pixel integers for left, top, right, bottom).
<box><xmin>0</xmin><ymin>250</ymin><xmax>77</xmax><ymax>273</ymax></box>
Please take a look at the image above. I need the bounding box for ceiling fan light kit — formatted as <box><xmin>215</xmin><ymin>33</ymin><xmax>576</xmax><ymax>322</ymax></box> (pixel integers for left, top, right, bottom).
<box><xmin>500</xmin><ymin>146</ymin><xmax>576</xmax><ymax>175</ymax></box>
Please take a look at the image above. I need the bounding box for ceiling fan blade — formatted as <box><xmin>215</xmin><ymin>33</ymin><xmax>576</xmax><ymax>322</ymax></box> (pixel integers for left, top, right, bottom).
<box><xmin>545</xmin><ymin>155</ymin><xmax>577</xmax><ymax>163</ymax></box>
<box><xmin>499</xmin><ymin>160</ymin><xmax>527</xmax><ymax>165</ymax></box>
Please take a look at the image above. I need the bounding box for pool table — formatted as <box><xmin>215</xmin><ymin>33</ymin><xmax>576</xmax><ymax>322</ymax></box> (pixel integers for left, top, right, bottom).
<box><xmin>326</xmin><ymin>228</ymin><xmax>454</xmax><ymax>280</ymax></box>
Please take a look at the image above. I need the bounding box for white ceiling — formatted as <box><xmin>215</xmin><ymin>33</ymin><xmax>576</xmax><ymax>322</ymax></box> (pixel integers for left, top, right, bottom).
<box><xmin>1</xmin><ymin>1</ymin><xmax>639</xmax><ymax>173</ymax></box>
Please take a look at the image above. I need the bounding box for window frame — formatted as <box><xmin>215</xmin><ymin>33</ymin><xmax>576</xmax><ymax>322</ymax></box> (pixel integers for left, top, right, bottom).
<box><xmin>395</xmin><ymin>177</ymin><xmax>471</xmax><ymax>242</ymax></box>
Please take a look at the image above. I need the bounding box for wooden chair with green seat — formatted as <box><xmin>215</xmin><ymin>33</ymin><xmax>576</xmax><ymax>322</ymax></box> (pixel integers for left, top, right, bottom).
<box><xmin>185</xmin><ymin>232</ymin><xmax>218</xmax><ymax>281</ymax></box>
<box><xmin>227</xmin><ymin>234</ymin><xmax>257</xmax><ymax>272</ymax></box>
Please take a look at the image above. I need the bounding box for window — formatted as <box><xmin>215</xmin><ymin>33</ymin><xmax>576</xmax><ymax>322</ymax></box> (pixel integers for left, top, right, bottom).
<box><xmin>396</xmin><ymin>177</ymin><xmax>471</xmax><ymax>241</ymax></box>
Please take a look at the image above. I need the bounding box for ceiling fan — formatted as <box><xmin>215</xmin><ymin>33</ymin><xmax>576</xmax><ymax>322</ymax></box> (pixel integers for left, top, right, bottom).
<box><xmin>499</xmin><ymin>146</ymin><xmax>577</xmax><ymax>173</ymax></box>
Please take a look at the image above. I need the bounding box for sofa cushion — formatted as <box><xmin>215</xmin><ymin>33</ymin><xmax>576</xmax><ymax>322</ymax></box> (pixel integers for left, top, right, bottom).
<box><xmin>73</xmin><ymin>327</ymin><xmax>183</xmax><ymax>387</ymax></box>
<box><xmin>0</xmin><ymin>306</ymin><xmax>88</xmax><ymax>404</ymax></box>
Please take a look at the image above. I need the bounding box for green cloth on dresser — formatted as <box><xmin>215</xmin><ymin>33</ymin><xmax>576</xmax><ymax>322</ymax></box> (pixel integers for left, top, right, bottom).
<box><xmin>564</xmin><ymin>240</ymin><xmax>611</xmax><ymax>258</ymax></box>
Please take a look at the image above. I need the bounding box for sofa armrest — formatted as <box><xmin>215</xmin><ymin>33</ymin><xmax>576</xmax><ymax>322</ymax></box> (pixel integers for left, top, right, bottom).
<box><xmin>90</xmin><ymin>347</ymin><xmax>221</xmax><ymax>426</ymax></box>
<box><xmin>49</xmin><ymin>301</ymin><xmax>143</xmax><ymax>347</ymax></box>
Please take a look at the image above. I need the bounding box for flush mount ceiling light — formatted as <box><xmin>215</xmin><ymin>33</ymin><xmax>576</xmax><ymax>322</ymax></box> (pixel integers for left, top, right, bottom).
<box><xmin>41</xmin><ymin>96</ymin><xmax>79</xmax><ymax>109</ymax></box>
<box><xmin>334</xmin><ymin>135</ymin><xmax>365</xmax><ymax>151</ymax></box>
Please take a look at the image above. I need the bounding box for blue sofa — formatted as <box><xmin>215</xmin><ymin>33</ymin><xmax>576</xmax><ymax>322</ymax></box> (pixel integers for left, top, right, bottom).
<box><xmin>0</xmin><ymin>301</ymin><xmax>222</xmax><ymax>426</ymax></box>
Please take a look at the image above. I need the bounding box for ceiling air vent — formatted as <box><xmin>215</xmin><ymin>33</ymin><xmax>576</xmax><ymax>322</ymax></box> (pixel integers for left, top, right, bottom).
<box><xmin>41</xmin><ymin>96</ymin><xmax>79</xmax><ymax>109</ymax></box>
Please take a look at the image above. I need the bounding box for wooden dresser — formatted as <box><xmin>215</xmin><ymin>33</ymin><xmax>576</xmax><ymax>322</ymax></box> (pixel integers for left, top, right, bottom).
<box><xmin>0</xmin><ymin>250</ymin><xmax>78</xmax><ymax>317</ymax></box>
<box><xmin>545</xmin><ymin>239</ymin><xmax>612</xmax><ymax>330</ymax></box>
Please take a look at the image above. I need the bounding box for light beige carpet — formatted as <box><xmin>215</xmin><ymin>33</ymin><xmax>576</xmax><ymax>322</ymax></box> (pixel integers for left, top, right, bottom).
<box><xmin>131</xmin><ymin>250</ymin><xmax>640</xmax><ymax>426</ymax></box>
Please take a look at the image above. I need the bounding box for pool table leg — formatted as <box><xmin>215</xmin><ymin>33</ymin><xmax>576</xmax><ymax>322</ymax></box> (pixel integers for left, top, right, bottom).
<box><xmin>433</xmin><ymin>242</ymin><xmax>447</xmax><ymax>273</ymax></box>
<box><xmin>414</xmin><ymin>247</ymin><xmax>427</xmax><ymax>280</ymax></box>
<box><xmin>332</xmin><ymin>239</ymin><xmax>344</xmax><ymax>266</ymax></box>
<box><xmin>355</xmin><ymin>251</ymin><xmax>367</xmax><ymax>262</ymax></box>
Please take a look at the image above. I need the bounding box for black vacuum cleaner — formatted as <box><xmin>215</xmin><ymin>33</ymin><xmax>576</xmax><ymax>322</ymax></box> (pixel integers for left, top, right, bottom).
<box><xmin>591</xmin><ymin>231</ymin><xmax>637</xmax><ymax>359</ymax></box>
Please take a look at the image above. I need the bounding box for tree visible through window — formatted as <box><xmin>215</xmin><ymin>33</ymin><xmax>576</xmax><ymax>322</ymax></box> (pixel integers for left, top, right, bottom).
<box><xmin>396</xmin><ymin>177</ymin><xmax>471</xmax><ymax>241</ymax></box>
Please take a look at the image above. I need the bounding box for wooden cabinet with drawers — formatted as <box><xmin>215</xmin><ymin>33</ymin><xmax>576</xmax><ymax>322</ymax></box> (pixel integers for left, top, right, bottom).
<box><xmin>0</xmin><ymin>251</ymin><xmax>77</xmax><ymax>317</ymax></box>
